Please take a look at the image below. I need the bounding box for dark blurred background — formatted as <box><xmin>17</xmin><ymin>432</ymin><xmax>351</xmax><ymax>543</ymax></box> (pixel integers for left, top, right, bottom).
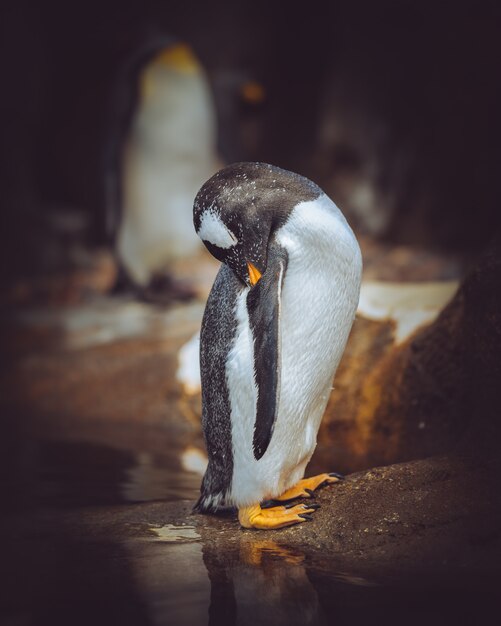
<box><xmin>1</xmin><ymin>0</ymin><xmax>500</xmax><ymax>294</ymax></box>
<box><xmin>1</xmin><ymin>3</ymin><xmax>501</xmax><ymax>624</ymax></box>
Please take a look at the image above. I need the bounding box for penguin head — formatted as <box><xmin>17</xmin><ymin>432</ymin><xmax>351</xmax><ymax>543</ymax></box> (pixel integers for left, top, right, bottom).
<box><xmin>193</xmin><ymin>162</ymin><xmax>321</xmax><ymax>287</ymax></box>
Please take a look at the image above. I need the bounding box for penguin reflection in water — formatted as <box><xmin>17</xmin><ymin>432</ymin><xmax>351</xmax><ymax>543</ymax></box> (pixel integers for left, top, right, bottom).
<box><xmin>193</xmin><ymin>162</ymin><xmax>362</xmax><ymax>529</ymax></box>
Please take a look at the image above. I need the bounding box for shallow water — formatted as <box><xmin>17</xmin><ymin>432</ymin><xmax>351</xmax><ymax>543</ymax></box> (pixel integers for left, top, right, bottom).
<box><xmin>32</xmin><ymin>439</ymin><xmax>202</xmax><ymax>507</ymax></box>
<box><xmin>0</xmin><ymin>431</ymin><xmax>496</xmax><ymax>626</ymax></box>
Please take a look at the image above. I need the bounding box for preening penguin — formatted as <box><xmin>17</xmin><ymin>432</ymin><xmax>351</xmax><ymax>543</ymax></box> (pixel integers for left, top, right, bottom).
<box><xmin>193</xmin><ymin>162</ymin><xmax>362</xmax><ymax>529</ymax></box>
<box><xmin>104</xmin><ymin>40</ymin><xmax>218</xmax><ymax>296</ymax></box>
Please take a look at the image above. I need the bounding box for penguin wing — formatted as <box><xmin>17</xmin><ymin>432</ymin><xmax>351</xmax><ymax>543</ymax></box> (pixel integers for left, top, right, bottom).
<box><xmin>196</xmin><ymin>264</ymin><xmax>240</xmax><ymax>510</ymax></box>
<box><xmin>246</xmin><ymin>242</ymin><xmax>288</xmax><ymax>460</ymax></box>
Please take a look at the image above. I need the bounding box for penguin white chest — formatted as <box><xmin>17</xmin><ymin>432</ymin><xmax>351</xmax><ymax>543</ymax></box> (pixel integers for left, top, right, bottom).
<box><xmin>227</xmin><ymin>195</ymin><xmax>362</xmax><ymax>506</ymax></box>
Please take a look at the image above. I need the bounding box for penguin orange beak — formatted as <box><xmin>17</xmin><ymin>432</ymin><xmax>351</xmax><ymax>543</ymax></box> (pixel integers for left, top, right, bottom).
<box><xmin>247</xmin><ymin>261</ymin><xmax>262</xmax><ymax>286</ymax></box>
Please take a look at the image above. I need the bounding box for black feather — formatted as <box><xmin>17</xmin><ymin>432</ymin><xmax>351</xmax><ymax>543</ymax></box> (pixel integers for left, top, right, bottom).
<box><xmin>195</xmin><ymin>264</ymin><xmax>241</xmax><ymax>512</ymax></box>
<box><xmin>246</xmin><ymin>242</ymin><xmax>288</xmax><ymax>460</ymax></box>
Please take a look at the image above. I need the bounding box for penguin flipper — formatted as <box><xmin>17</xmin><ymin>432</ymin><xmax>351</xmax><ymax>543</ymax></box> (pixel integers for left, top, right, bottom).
<box><xmin>197</xmin><ymin>264</ymin><xmax>240</xmax><ymax>511</ymax></box>
<box><xmin>246</xmin><ymin>243</ymin><xmax>288</xmax><ymax>460</ymax></box>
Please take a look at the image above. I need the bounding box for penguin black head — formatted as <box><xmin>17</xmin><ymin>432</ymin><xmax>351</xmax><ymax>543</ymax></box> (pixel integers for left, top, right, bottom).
<box><xmin>193</xmin><ymin>162</ymin><xmax>321</xmax><ymax>287</ymax></box>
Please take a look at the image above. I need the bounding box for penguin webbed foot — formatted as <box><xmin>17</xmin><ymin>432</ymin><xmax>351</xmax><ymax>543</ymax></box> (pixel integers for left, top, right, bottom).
<box><xmin>110</xmin><ymin>265</ymin><xmax>137</xmax><ymax>296</ymax></box>
<box><xmin>238</xmin><ymin>503</ymin><xmax>319</xmax><ymax>530</ymax></box>
<box><xmin>274</xmin><ymin>472</ymin><xmax>344</xmax><ymax>503</ymax></box>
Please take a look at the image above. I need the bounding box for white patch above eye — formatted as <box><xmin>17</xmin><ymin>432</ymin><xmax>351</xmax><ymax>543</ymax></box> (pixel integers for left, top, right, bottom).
<box><xmin>197</xmin><ymin>211</ymin><xmax>237</xmax><ymax>249</ymax></box>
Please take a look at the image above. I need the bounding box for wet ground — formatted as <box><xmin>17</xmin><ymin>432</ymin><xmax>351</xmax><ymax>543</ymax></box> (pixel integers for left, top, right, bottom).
<box><xmin>0</xmin><ymin>425</ymin><xmax>498</xmax><ymax>626</ymax></box>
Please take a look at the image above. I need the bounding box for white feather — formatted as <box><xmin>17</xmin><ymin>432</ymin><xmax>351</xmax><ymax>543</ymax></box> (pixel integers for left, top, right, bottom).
<box><xmin>226</xmin><ymin>194</ymin><xmax>362</xmax><ymax>506</ymax></box>
<box><xmin>197</xmin><ymin>211</ymin><xmax>238</xmax><ymax>249</ymax></box>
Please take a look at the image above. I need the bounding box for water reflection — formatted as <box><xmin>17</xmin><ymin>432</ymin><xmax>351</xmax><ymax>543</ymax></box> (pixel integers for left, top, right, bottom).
<box><xmin>11</xmin><ymin>431</ymin><xmax>333</xmax><ymax>625</ymax></box>
<box><xmin>125</xmin><ymin>540</ymin><xmax>210</xmax><ymax>626</ymax></box>
<box><xmin>124</xmin><ymin>530</ymin><xmax>328</xmax><ymax>626</ymax></box>
<box><xmin>24</xmin><ymin>437</ymin><xmax>201</xmax><ymax>508</ymax></box>
<box><xmin>121</xmin><ymin>449</ymin><xmax>202</xmax><ymax>504</ymax></box>
<box><xmin>202</xmin><ymin>539</ymin><xmax>327</xmax><ymax>626</ymax></box>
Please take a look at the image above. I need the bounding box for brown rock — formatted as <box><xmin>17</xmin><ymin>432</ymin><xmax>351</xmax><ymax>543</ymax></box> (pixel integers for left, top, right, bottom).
<box><xmin>317</xmin><ymin>238</ymin><xmax>501</xmax><ymax>473</ymax></box>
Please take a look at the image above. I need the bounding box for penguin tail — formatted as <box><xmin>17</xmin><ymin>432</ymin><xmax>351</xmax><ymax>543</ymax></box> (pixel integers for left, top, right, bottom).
<box><xmin>193</xmin><ymin>464</ymin><xmax>232</xmax><ymax>514</ymax></box>
<box><xmin>192</xmin><ymin>496</ymin><xmax>209</xmax><ymax>514</ymax></box>
<box><xmin>192</xmin><ymin>491</ymin><xmax>226</xmax><ymax>514</ymax></box>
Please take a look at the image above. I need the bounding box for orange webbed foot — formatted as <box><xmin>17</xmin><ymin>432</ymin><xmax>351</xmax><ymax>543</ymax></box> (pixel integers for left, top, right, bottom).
<box><xmin>274</xmin><ymin>472</ymin><xmax>344</xmax><ymax>502</ymax></box>
<box><xmin>238</xmin><ymin>502</ymin><xmax>320</xmax><ymax>530</ymax></box>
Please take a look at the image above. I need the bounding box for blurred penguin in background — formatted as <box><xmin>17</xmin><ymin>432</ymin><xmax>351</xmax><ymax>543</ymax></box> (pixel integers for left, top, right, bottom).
<box><xmin>104</xmin><ymin>37</ymin><xmax>219</xmax><ymax>301</ymax></box>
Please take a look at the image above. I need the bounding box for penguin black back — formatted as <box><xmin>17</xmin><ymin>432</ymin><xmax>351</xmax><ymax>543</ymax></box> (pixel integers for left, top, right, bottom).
<box><xmin>194</xmin><ymin>264</ymin><xmax>239</xmax><ymax>513</ymax></box>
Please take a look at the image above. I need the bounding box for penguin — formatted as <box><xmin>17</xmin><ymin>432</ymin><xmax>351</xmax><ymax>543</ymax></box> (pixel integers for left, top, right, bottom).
<box><xmin>103</xmin><ymin>39</ymin><xmax>219</xmax><ymax>298</ymax></box>
<box><xmin>193</xmin><ymin>162</ymin><xmax>362</xmax><ymax>529</ymax></box>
